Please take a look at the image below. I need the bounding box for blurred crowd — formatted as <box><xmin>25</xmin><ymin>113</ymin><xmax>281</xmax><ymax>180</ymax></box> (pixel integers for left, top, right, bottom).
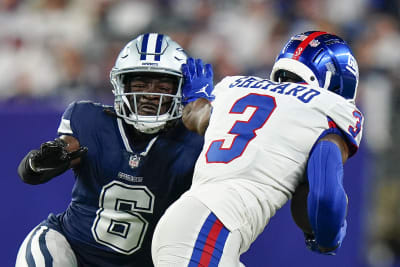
<box><xmin>1</xmin><ymin>0</ymin><xmax>400</xmax><ymax>266</ymax></box>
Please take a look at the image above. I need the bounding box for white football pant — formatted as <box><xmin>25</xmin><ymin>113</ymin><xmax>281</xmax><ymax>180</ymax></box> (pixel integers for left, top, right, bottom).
<box><xmin>16</xmin><ymin>225</ymin><xmax>78</xmax><ymax>267</ymax></box>
<box><xmin>152</xmin><ymin>196</ymin><xmax>245</xmax><ymax>267</ymax></box>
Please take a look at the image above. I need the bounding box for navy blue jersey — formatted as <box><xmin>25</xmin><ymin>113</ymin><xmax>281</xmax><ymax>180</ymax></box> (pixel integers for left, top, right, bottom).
<box><xmin>44</xmin><ymin>101</ymin><xmax>203</xmax><ymax>266</ymax></box>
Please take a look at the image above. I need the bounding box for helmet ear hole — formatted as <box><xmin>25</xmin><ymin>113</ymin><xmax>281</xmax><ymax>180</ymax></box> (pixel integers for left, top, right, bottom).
<box><xmin>310</xmin><ymin>76</ymin><xmax>315</xmax><ymax>81</ymax></box>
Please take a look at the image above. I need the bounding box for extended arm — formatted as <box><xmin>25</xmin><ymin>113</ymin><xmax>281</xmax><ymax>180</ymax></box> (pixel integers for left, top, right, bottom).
<box><xmin>305</xmin><ymin>133</ymin><xmax>349</xmax><ymax>254</ymax></box>
<box><xmin>182</xmin><ymin>98</ymin><xmax>212</xmax><ymax>136</ymax></box>
<box><xmin>18</xmin><ymin>135</ymin><xmax>87</xmax><ymax>185</ymax></box>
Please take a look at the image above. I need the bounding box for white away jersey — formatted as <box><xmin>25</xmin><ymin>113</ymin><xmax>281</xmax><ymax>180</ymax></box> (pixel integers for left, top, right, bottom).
<box><xmin>183</xmin><ymin>76</ymin><xmax>364</xmax><ymax>253</ymax></box>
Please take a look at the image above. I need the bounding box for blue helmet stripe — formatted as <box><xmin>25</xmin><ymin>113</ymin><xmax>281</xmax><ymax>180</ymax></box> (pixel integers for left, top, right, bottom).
<box><xmin>140</xmin><ymin>33</ymin><xmax>150</xmax><ymax>60</ymax></box>
<box><xmin>154</xmin><ymin>34</ymin><xmax>164</xmax><ymax>61</ymax></box>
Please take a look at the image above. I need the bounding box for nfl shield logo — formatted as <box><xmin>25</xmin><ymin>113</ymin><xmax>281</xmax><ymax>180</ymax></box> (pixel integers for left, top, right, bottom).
<box><xmin>129</xmin><ymin>155</ymin><xmax>141</xmax><ymax>169</ymax></box>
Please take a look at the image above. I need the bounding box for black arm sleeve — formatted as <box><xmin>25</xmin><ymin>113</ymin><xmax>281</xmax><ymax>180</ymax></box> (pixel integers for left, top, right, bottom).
<box><xmin>17</xmin><ymin>150</ymin><xmax>70</xmax><ymax>185</ymax></box>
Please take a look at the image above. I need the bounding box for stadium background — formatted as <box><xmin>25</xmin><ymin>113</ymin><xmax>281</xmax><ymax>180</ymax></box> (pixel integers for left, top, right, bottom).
<box><xmin>1</xmin><ymin>0</ymin><xmax>399</xmax><ymax>266</ymax></box>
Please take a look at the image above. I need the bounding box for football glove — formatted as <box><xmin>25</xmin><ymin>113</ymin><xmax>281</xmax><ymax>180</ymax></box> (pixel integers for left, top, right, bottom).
<box><xmin>29</xmin><ymin>138</ymin><xmax>88</xmax><ymax>173</ymax></box>
<box><xmin>181</xmin><ymin>57</ymin><xmax>215</xmax><ymax>105</ymax></box>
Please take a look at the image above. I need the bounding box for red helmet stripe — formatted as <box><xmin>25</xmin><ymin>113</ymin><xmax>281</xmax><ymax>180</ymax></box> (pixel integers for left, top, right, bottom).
<box><xmin>292</xmin><ymin>31</ymin><xmax>327</xmax><ymax>60</ymax></box>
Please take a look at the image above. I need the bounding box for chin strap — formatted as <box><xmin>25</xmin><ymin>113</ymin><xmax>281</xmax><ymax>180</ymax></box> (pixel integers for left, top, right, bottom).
<box><xmin>323</xmin><ymin>71</ymin><xmax>332</xmax><ymax>91</ymax></box>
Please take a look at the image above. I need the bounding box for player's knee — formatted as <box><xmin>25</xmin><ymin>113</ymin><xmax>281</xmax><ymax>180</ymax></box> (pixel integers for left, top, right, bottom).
<box><xmin>16</xmin><ymin>225</ymin><xmax>78</xmax><ymax>267</ymax></box>
<box><xmin>153</xmin><ymin>243</ymin><xmax>195</xmax><ymax>267</ymax></box>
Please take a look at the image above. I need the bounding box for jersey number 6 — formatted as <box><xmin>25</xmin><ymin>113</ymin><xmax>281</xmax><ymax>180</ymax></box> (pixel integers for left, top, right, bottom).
<box><xmin>206</xmin><ymin>93</ymin><xmax>276</xmax><ymax>163</ymax></box>
<box><xmin>91</xmin><ymin>181</ymin><xmax>154</xmax><ymax>255</ymax></box>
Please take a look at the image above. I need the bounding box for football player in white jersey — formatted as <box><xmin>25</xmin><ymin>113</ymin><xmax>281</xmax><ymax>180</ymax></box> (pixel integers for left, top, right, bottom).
<box><xmin>152</xmin><ymin>31</ymin><xmax>363</xmax><ymax>267</ymax></box>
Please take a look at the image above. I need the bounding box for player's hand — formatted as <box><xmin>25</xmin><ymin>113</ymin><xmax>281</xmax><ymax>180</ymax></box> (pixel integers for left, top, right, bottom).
<box><xmin>304</xmin><ymin>220</ymin><xmax>347</xmax><ymax>255</ymax></box>
<box><xmin>304</xmin><ymin>233</ymin><xmax>337</xmax><ymax>255</ymax></box>
<box><xmin>29</xmin><ymin>138</ymin><xmax>88</xmax><ymax>172</ymax></box>
<box><xmin>181</xmin><ymin>57</ymin><xmax>215</xmax><ymax>105</ymax></box>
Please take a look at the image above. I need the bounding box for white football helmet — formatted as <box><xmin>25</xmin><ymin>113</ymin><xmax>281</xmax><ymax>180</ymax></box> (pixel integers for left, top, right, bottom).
<box><xmin>110</xmin><ymin>33</ymin><xmax>188</xmax><ymax>134</ymax></box>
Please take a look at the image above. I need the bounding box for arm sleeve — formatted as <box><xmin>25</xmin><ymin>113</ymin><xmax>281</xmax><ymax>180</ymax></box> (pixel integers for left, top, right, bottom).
<box><xmin>307</xmin><ymin>140</ymin><xmax>347</xmax><ymax>248</ymax></box>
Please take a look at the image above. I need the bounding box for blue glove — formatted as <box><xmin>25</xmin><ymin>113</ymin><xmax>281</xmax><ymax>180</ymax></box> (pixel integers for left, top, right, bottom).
<box><xmin>304</xmin><ymin>220</ymin><xmax>347</xmax><ymax>255</ymax></box>
<box><xmin>181</xmin><ymin>57</ymin><xmax>215</xmax><ymax>105</ymax></box>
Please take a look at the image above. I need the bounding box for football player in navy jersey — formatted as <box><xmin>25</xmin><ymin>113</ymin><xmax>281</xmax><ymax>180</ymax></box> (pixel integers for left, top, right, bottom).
<box><xmin>16</xmin><ymin>33</ymin><xmax>204</xmax><ymax>267</ymax></box>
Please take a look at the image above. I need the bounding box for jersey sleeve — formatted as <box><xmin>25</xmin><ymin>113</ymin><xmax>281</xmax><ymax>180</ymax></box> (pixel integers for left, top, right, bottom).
<box><xmin>57</xmin><ymin>101</ymin><xmax>102</xmax><ymax>141</ymax></box>
<box><xmin>327</xmin><ymin>101</ymin><xmax>364</xmax><ymax>157</ymax></box>
<box><xmin>57</xmin><ymin>101</ymin><xmax>78</xmax><ymax>137</ymax></box>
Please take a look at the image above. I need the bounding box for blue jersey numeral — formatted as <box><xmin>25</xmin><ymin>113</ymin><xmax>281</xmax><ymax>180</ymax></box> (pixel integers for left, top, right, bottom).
<box><xmin>206</xmin><ymin>93</ymin><xmax>276</xmax><ymax>163</ymax></box>
<box><xmin>348</xmin><ymin>110</ymin><xmax>362</xmax><ymax>137</ymax></box>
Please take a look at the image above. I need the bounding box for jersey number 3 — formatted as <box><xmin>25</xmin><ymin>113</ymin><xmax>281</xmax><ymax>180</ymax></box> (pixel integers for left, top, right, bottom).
<box><xmin>206</xmin><ymin>93</ymin><xmax>276</xmax><ymax>163</ymax></box>
<box><xmin>348</xmin><ymin>110</ymin><xmax>362</xmax><ymax>137</ymax></box>
<box><xmin>91</xmin><ymin>181</ymin><xmax>154</xmax><ymax>255</ymax></box>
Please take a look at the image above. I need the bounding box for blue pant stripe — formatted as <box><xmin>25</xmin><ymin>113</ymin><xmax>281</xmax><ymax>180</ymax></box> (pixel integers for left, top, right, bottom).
<box><xmin>154</xmin><ymin>34</ymin><xmax>164</xmax><ymax>61</ymax></box>
<box><xmin>188</xmin><ymin>213</ymin><xmax>217</xmax><ymax>267</ymax></box>
<box><xmin>38</xmin><ymin>227</ymin><xmax>53</xmax><ymax>267</ymax></box>
<box><xmin>140</xmin><ymin>33</ymin><xmax>149</xmax><ymax>60</ymax></box>
<box><xmin>25</xmin><ymin>226</ymin><xmax>41</xmax><ymax>267</ymax></box>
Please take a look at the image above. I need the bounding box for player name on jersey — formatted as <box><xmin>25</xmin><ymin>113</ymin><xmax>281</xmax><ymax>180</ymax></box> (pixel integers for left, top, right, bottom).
<box><xmin>229</xmin><ymin>76</ymin><xmax>321</xmax><ymax>104</ymax></box>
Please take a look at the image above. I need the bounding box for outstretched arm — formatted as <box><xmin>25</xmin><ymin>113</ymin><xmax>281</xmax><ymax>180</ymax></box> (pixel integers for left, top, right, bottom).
<box><xmin>182</xmin><ymin>98</ymin><xmax>212</xmax><ymax>136</ymax></box>
<box><xmin>305</xmin><ymin>133</ymin><xmax>349</xmax><ymax>254</ymax></box>
<box><xmin>18</xmin><ymin>135</ymin><xmax>87</xmax><ymax>185</ymax></box>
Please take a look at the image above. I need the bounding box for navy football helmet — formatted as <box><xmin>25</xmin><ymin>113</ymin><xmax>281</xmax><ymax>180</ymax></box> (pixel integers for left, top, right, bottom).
<box><xmin>270</xmin><ymin>31</ymin><xmax>359</xmax><ymax>102</ymax></box>
<box><xmin>110</xmin><ymin>33</ymin><xmax>188</xmax><ymax>134</ymax></box>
